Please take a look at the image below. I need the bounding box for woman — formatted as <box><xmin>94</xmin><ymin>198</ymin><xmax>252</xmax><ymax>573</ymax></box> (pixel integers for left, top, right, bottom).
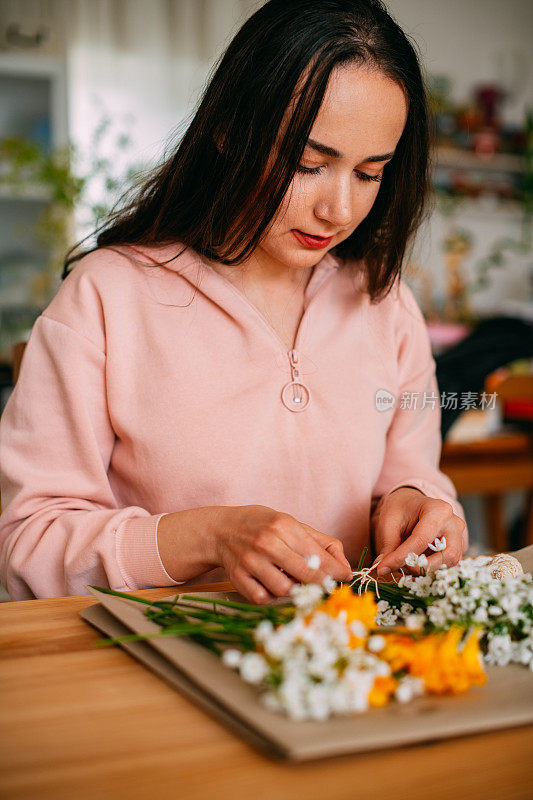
<box><xmin>0</xmin><ymin>0</ymin><xmax>467</xmax><ymax>602</ymax></box>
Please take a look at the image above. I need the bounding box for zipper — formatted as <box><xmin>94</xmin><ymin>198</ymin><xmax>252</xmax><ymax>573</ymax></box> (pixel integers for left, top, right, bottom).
<box><xmin>288</xmin><ymin>349</ymin><xmax>300</xmax><ymax>381</ymax></box>
<box><xmin>285</xmin><ymin>348</ymin><xmax>308</xmax><ymax>407</ymax></box>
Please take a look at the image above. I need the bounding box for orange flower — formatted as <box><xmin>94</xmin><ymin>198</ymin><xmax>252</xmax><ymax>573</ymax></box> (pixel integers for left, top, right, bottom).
<box><xmin>380</xmin><ymin>626</ymin><xmax>487</xmax><ymax>694</ymax></box>
<box><xmin>315</xmin><ymin>585</ymin><xmax>377</xmax><ymax>626</ymax></box>
<box><xmin>368</xmin><ymin>675</ymin><xmax>398</xmax><ymax>707</ymax></box>
<box><xmin>313</xmin><ymin>586</ymin><xmax>378</xmax><ymax>647</ymax></box>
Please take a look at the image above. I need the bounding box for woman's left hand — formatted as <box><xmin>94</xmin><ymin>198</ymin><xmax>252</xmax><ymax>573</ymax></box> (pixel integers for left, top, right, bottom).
<box><xmin>370</xmin><ymin>487</ymin><xmax>467</xmax><ymax>577</ymax></box>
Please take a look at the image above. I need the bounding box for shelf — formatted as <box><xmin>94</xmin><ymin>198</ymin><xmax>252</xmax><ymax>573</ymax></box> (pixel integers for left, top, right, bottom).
<box><xmin>434</xmin><ymin>195</ymin><xmax>525</xmax><ymax>217</ymax></box>
<box><xmin>0</xmin><ymin>183</ymin><xmax>53</xmax><ymax>202</ymax></box>
<box><xmin>434</xmin><ymin>146</ymin><xmax>525</xmax><ymax>174</ymax></box>
<box><xmin>0</xmin><ymin>51</ymin><xmax>68</xmax><ymax>364</ymax></box>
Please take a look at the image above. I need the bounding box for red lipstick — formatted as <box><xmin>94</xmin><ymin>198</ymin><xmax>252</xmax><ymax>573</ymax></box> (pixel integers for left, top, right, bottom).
<box><xmin>292</xmin><ymin>229</ymin><xmax>333</xmax><ymax>249</ymax></box>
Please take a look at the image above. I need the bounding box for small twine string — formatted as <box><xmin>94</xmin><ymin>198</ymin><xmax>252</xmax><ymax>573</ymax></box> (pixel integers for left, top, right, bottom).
<box><xmin>348</xmin><ymin>554</ymin><xmax>408</xmax><ymax>599</ymax></box>
<box><xmin>349</xmin><ymin>565</ymin><xmax>381</xmax><ymax>598</ymax></box>
<box><xmin>348</xmin><ymin>554</ymin><xmax>385</xmax><ymax>598</ymax></box>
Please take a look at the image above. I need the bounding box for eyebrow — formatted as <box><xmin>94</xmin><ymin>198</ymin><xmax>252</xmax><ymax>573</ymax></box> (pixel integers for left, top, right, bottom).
<box><xmin>306</xmin><ymin>137</ymin><xmax>395</xmax><ymax>163</ymax></box>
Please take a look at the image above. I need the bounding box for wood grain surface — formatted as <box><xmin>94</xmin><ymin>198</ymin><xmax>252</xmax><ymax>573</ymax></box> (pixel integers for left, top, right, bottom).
<box><xmin>1</xmin><ymin>583</ymin><xmax>532</xmax><ymax>800</ymax></box>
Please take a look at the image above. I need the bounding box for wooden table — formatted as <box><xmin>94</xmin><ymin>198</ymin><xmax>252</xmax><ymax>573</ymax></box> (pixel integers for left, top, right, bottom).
<box><xmin>440</xmin><ymin>430</ymin><xmax>533</xmax><ymax>552</ymax></box>
<box><xmin>1</xmin><ymin>583</ymin><xmax>532</xmax><ymax>800</ymax></box>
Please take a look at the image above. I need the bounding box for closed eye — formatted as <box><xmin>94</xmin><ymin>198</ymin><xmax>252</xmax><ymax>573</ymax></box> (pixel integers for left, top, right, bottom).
<box><xmin>296</xmin><ymin>164</ymin><xmax>383</xmax><ymax>182</ymax></box>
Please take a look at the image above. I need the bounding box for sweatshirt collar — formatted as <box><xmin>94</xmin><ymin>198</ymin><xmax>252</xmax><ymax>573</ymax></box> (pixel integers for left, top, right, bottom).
<box><xmin>126</xmin><ymin>242</ymin><xmax>343</xmax><ymax>304</ymax></box>
<box><xmin>142</xmin><ymin>242</ymin><xmax>341</xmax><ymax>276</ymax></box>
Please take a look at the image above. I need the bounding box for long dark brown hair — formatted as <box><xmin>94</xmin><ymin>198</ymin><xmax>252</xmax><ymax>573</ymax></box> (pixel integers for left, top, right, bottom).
<box><xmin>63</xmin><ymin>0</ymin><xmax>434</xmax><ymax>302</ymax></box>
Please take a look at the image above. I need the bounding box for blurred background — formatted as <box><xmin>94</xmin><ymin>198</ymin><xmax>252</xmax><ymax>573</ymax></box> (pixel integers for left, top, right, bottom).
<box><xmin>0</xmin><ymin>0</ymin><xmax>532</xmax><ymax>580</ymax></box>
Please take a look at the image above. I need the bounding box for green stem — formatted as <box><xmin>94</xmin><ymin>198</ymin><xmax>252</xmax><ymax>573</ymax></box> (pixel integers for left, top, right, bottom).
<box><xmin>356</xmin><ymin>547</ymin><xmax>368</xmax><ymax>572</ymax></box>
<box><xmin>178</xmin><ymin>594</ymin><xmax>288</xmax><ymax>613</ymax></box>
<box><xmin>88</xmin><ymin>585</ymin><xmax>181</xmax><ymax>609</ymax></box>
<box><xmin>89</xmin><ymin>585</ymin><xmax>292</xmax><ymax>616</ymax></box>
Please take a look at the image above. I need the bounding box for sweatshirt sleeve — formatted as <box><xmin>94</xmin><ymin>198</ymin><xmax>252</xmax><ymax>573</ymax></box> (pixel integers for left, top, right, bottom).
<box><xmin>370</xmin><ymin>281</ymin><xmax>468</xmax><ymax>546</ymax></box>
<box><xmin>0</xmin><ymin>313</ymin><xmax>183</xmax><ymax>600</ymax></box>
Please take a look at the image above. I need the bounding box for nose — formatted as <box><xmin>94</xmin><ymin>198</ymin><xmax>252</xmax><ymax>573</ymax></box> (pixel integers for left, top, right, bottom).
<box><xmin>314</xmin><ymin>174</ymin><xmax>353</xmax><ymax>229</ymax></box>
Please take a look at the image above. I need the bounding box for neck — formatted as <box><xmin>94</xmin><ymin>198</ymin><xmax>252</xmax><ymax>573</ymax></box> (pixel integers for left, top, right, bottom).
<box><xmin>207</xmin><ymin>248</ymin><xmax>315</xmax><ymax>296</ymax></box>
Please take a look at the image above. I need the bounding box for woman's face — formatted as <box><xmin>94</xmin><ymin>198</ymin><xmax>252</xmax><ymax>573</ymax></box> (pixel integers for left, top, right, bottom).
<box><xmin>256</xmin><ymin>64</ymin><xmax>409</xmax><ymax>274</ymax></box>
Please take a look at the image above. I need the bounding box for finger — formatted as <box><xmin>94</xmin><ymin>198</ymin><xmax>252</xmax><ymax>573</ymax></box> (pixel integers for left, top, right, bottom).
<box><xmin>230</xmin><ymin>567</ymin><xmax>278</xmax><ymax>605</ymax></box>
<box><xmin>424</xmin><ymin>526</ymin><xmax>465</xmax><ymax>572</ymax></box>
<box><xmin>325</xmin><ymin>539</ymin><xmax>352</xmax><ymax>570</ymax></box>
<box><xmin>298</xmin><ymin>526</ymin><xmax>352</xmax><ymax>581</ymax></box>
<box><xmin>273</xmin><ymin>539</ymin><xmax>336</xmax><ymax>586</ymax></box>
<box><xmin>249</xmin><ymin>533</ymin><xmax>332</xmax><ymax>587</ymax></box>
<box><xmin>376</xmin><ymin>501</ymin><xmax>455</xmax><ymax>575</ymax></box>
<box><xmin>272</xmin><ymin>518</ymin><xmax>351</xmax><ymax>582</ymax></box>
<box><xmin>372</xmin><ymin>505</ymin><xmax>411</xmax><ymax>566</ymax></box>
<box><xmin>303</xmin><ymin>527</ymin><xmax>351</xmax><ymax>566</ymax></box>
<box><xmin>243</xmin><ymin>556</ymin><xmax>298</xmax><ymax>598</ymax></box>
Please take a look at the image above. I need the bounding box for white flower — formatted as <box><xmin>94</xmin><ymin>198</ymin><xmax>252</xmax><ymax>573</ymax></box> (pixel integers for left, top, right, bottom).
<box><xmin>405</xmin><ymin>552</ymin><xmax>428</xmax><ymax>569</ymax></box>
<box><xmin>367</xmin><ymin>635</ymin><xmax>386</xmax><ymax>652</ymax></box>
<box><xmin>222</xmin><ymin>648</ymin><xmax>243</xmax><ymax>669</ymax></box>
<box><xmin>289</xmin><ymin>582</ymin><xmax>323</xmax><ymax>614</ymax></box>
<box><xmin>428</xmin><ymin>536</ymin><xmax>447</xmax><ymax>552</ymax></box>
<box><xmin>307</xmin><ymin>651</ymin><xmax>337</xmax><ymax>679</ymax></box>
<box><xmin>396</xmin><ymin>676</ymin><xmax>425</xmax><ymax>703</ymax></box>
<box><xmin>306</xmin><ymin>553</ymin><xmax>321</xmax><ymax>571</ymax></box>
<box><xmin>374</xmin><ymin>660</ymin><xmax>392</xmax><ymax>677</ymax></box>
<box><xmin>427</xmin><ymin>603</ymin><xmax>449</xmax><ymax>627</ymax></box>
<box><xmin>486</xmin><ymin>635</ymin><xmax>512</xmax><ymax>667</ymax></box>
<box><xmin>404</xmin><ymin>612</ymin><xmax>425</xmax><ymax>631</ymax></box>
<box><xmin>472</xmin><ymin>606</ymin><xmax>489</xmax><ymax>624</ymax></box>
<box><xmin>239</xmin><ymin>652</ymin><xmax>269</xmax><ymax>684</ymax></box>
<box><xmin>432</xmin><ymin>579</ymin><xmax>450</xmax><ymax>596</ymax></box>
<box><xmin>253</xmin><ymin>619</ymin><xmax>274</xmax><ymax>643</ymax></box>
<box><xmin>395</xmin><ymin>681</ymin><xmax>413</xmax><ymax>703</ymax></box>
<box><xmin>350</xmin><ymin>620</ymin><xmax>367</xmax><ymax>639</ymax></box>
<box><xmin>511</xmin><ymin>640</ymin><xmax>533</xmax><ymax>668</ymax></box>
<box><xmin>306</xmin><ymin>684</ymin><xmax>332</xmax><ymax>721</ymax></box>
<box><xmin>322</xmin><ymin>574</ymin><xmax>337</xmax><ymax>594</ymax></box>
<box><xmin>376</xmin><ymin>607</ymin><xmax>400</xmax><ymax>626</ymax></box>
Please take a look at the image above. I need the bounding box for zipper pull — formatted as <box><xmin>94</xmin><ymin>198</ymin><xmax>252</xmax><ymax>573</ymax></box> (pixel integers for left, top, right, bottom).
<box><xmin>282</xmin><ymin>348</ymin><xmax>310</xmax><ymax>412</ymax></box>
<box><xmin>288</xmin><ymin>349</ymin><xmax>300</xmax><ymax>382</ymax></box>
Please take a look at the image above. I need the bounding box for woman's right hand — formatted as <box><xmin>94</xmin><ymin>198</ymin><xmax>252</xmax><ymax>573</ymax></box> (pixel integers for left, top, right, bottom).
<box><xmin>213</xmin><ymin>504</ymin><xmax>353</xmax><ymax>604</ymax></box>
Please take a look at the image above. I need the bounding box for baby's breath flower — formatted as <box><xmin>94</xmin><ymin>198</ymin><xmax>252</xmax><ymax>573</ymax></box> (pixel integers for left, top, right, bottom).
<box><xmin>367</xmin><ymin>634</ymin><xmax>386</xmax><ymax>652</ymax></box>
<box><xmin>374</xmin><ymin>554</ymin><xmax>533</xmax><ymax>671</ymax></box>
<box><xmin>289</xmin><ymin>582</ymin><xmax>324</xmax><ymax>614</ymax></box>
<box><xmin>404</xmin><ymin>613</ymin><xmax>425</xmax><ymax>631</ymax></box>
<box><xmin>222</xmin><ymin>648</ymin><xmax>242</xmax><ymax>668</ymax></box>
<box><xmin>486</xmin><ymin>634</ymin><xmax>512</xmax><ymax>667</ymax></box>
<box><xmin>253</xmin><ymin>619</ymin><xmax>274</xmax><ymax>643</ymax></box>
<box><xmin>322</xmin><ymin>574</ymin><xmax>337</xmax><ymax>594</ymax></box>
<box><xmin>350</xmin><ymin>620</ymin><xmax>367</xmax><ymax>639</ymax></box>
<box><xmin>239</xmin><ymin>652</ymin><xmax>269</xmax><ymax>684</ymax></box>
<box><xmin>395</xmin><ymin>676</ymin><xmax>425</xmax><ymax>703</ymax></box>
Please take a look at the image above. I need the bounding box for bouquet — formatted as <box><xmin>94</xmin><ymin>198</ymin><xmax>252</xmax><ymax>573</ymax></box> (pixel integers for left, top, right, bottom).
<box><xmin>90</xmin><ymin>546</ymin><xmax>532</xmax><ymax>721</ymax></box>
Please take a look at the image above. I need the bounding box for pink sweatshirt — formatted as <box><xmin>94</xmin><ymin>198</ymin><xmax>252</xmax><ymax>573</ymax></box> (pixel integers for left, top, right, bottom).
<box><xmin>0</xmin><ymin>244</ymin><xmax>466</xmax><ymax>600</ymax></box>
